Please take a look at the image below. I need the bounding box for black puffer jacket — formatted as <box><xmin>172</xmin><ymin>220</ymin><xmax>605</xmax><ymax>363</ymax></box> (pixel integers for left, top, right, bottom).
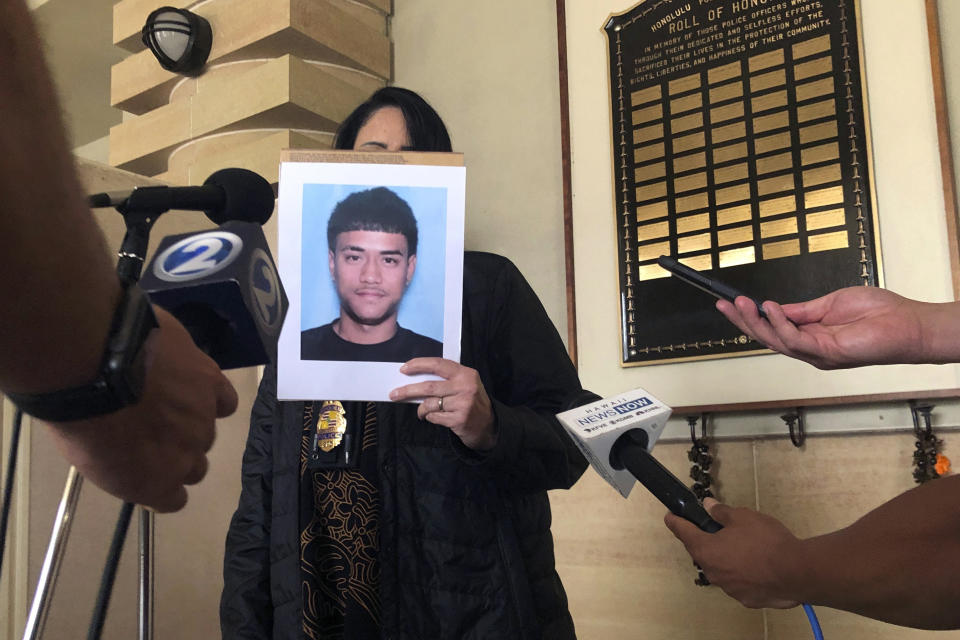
<box><xmin>221</xmin><ymin>252</ymin><xmax>588</xmax><ymax>639</ymax></box>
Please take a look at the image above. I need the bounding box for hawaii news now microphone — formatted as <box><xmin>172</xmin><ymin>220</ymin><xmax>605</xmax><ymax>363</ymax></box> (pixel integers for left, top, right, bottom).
<box><xmin>136</xmin><ymin>170</ymin><xmax>289</xmax><ymax>369</ymax></box>
<box><xmin>557</xmin><ymin>389</ymin><xmax>722</xmax><ymax>532</ymax></box>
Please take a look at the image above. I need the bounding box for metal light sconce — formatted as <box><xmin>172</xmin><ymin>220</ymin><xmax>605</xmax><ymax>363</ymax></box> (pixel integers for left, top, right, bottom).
<box><xmin>141</xmin><ymin>6</ymin><xmax>213</xmax><ymax>76</ymax></box>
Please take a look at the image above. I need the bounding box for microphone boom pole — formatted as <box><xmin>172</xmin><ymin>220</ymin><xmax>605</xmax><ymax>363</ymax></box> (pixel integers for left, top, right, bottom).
<box><xmin>26</xmin><ymin>167</ymin><xmax>274</xmax><ymax>640</ymax></box>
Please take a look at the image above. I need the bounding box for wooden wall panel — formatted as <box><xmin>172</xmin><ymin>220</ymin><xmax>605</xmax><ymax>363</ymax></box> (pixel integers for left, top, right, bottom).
<box><xmin>159</xmin><ymin>129</ymin><xmax>334</xmax><ymax>186</ymax></box>
<box><xmin>109</xmin><ymin>0</ymin><xmax>391</xmax><ymax>185</ymax></box>
<box><xmin>112</xmin><ymin>0</ymin><xmax>388</xmax><ymax>114</ymax></box>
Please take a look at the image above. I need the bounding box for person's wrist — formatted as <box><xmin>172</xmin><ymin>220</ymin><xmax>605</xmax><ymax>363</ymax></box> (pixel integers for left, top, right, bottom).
<box><xmin>7</xmin><ymin>283</ymin><xmax>158</xmax><ymax>422</ymax></box>
<box><xmin>467</xmin><ymin>402</ymin><xmax>499</xmax><ymax>451</ymax></box>
<box><xmin>469</xmin><ymin>433</ymin><xmax>497</xmax><ymax>452</ymax></box>
<box><xmin>476</xmin><ymin>419</ymin><xmax>498</xmax><ymax>451</ymax></box>
<box><xmin>917</xmin><ymin>301</ymin><xmax>960</xmax><ymax>365</ymax></box>
<box><xmin>786</xmin><ymin>535</ymin><xmax>831</xmax><ymax>605</ymax></box>
<box><xmin>2</xmin><ymin>282</ymin><xmax>121</xmax><ymax>396</ymax></box>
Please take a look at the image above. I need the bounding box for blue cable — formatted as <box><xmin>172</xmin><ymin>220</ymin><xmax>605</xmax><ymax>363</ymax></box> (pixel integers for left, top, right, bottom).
<box><xmin>803</xmin><ymin>603</ymin><xmax>824</xmax><ymax>640</ymax></box>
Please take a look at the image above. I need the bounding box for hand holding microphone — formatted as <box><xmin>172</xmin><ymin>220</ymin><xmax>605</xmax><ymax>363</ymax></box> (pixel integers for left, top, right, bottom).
<box><xmin>663</xmin><ymin>498</ymin><xmax>802</xmax><ymax>610</ymax></box>
<box><xmin>557</xmin><ymin>389</ymin><xmax>721</xmax><ymax>532</ymax></box>
<box><xmin>44</xmin><ymin>307</ymin><xmax>239</xmax><ymax>512</ymax></box>
<box><xmin>45</xmin><ymin>167</ymin><xmax>281</xmax><ymax>511</ymax></box>
<box><xmin>138</xmin><ymin>214</ymin><xmax>289</xmax><ymax>370</ymax></box>
<box><xmin>95</xmin><ymin>167</ymin><xmax>288</xmax><ymax>370</ymax></box>
<box><xmin>560</xmin><ymin>391</ymin><xmax>823</xmax><ymax>635</ymax></box>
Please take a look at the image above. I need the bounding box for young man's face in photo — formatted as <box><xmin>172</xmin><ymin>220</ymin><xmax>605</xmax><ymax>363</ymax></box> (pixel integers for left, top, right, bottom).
<box><xmin>329</xmin><ymin>230</ymin><xmax>416</xmax><ymax>327</ymax></box>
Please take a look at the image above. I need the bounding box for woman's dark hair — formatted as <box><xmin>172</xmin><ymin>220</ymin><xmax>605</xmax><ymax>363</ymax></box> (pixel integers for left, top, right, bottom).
<box><xmin>334</xmin><ymin>86</ymin><xmax>452</xmax><ymax>152</ymax></box>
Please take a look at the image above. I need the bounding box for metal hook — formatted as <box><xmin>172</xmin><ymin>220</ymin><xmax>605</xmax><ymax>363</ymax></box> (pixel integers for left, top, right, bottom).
<box><xmin>687</xmin><ymin>415</ymin><xmax>699</xmax><ymax>444</ymax></box>
<box><xmin>687</xmin><ymin>413</ymin><xmax>709</xmax><ymax>444</ymax></box>
<box><xmin>909</xmin><ymin>401</ymin><xmax>934</xmax><ymax>437</ymax></box>
<box><xmin>780</xmin><ymin>409</ymin><xmax>805</xmax><ymax>447</ymax></box>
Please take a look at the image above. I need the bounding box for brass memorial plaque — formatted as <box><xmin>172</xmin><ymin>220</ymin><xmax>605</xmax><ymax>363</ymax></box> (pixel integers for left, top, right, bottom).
<box><xmin>605</xmin><ymin>0</ymin><xmax>880</xmax><ymax>365</ymax></box>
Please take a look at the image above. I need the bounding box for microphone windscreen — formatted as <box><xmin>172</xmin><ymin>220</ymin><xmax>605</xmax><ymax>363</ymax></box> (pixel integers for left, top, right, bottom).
<box><xmin>203</xmin><ymin>168</ymin><xmax>275</xmax><ymax>225</ymax></box>
<box><xmin>556</xmin><ymin>389</ymin><xmax>672</xmax><ymax>499</ymax></box>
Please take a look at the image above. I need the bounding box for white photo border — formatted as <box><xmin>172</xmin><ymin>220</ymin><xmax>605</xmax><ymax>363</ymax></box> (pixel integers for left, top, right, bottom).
<box><xmin>277</xmin><ymin>161</ymin><xmax>466</xmax><ymax>402</ymax></box>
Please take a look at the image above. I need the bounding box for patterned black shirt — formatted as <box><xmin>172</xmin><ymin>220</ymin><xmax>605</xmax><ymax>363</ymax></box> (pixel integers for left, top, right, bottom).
<box><xmin>300</xmin><ymin>401</ymin><xmax>381</xmax><ymax>639</ymax></box>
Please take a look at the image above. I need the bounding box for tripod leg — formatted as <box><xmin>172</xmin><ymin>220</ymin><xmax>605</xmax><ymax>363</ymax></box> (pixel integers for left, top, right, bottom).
<box><xmin>138</xmin><ymin>507</ymin><xmax>154</xmax><ymax>640</ymax></box>
<box><xmin>22</xmin><ymin>466</ymin><xmax>83</xmax><ymax>640</ymax></box>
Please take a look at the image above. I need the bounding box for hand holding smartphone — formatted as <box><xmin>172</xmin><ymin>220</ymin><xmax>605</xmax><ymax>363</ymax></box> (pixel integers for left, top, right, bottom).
<box><xmin>656</xmin><ymin>255</ymin><xmax>768</xmax><ymax>319</ymax></box>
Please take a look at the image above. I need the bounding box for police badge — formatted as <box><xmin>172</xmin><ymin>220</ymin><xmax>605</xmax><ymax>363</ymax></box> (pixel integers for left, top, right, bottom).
<box><xmin>308</xmin><ymin>400</ymin><xmax>363</xmax><ymax>469</ymax></box>
<box><xmin>316</xmin><ymin>400</ymin><xmax>347</xmax><ymax>452</ymax></box>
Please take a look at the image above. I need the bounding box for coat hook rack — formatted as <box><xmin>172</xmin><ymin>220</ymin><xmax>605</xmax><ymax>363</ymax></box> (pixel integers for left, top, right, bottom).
<box><xmin>685</xmin><ymin>413</ymin><xmax>715</xmax><ymax>587</ymax></box>
<box><xmin>909</xmin><ymin>401</ymin><xmax>950</xmax><ymax>483</ymax></box>
<box><xmin>780</xmin><ymin>409</ymin><xmax>805</xmax><ymax>447</ymax></box>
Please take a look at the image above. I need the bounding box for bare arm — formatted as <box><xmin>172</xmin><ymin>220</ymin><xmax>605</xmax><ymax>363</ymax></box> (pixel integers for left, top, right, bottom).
<box><xmin>717</xmin><ymin>287</ymin><xmax>960</xmax><ymax>369</ymax></box>
<box><xmin>0</xmin><ymin>0</ymin><xmax>119</xmax><ymax>392</ymax></box>
<box><xmin>665</xmin><ymin>476</ymin><xmax>960</xmax><ymax>629</ymax></box>
<box><xmin>0</xmin><ymin>0</ymin><xmax>238</xmax><ymax>511</ymax></box>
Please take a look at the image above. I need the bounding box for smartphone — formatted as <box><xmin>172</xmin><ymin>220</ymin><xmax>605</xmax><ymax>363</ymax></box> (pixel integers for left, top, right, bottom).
<box><xmin>656</xmin><ymin>255</ymin><xmax>767</xmax><ymax>319</ymax></box>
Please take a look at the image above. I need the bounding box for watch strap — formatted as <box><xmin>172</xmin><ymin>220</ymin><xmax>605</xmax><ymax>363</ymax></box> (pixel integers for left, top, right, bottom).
<box><xmin>7</xmin><ymin>284</ymin><xmax>158</xmax><ymax>422</ymax></box>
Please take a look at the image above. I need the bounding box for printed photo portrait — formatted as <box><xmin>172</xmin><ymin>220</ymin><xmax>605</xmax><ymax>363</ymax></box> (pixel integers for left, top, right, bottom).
<box><xmin>277</xmin><ymin>159</ymin><xmax>465</xmax><ymax>402</ymax></box>
<box><xmin>299</xmin><ymin>184</ymin><xmax>446</xmax><ymax>363</ymax></box>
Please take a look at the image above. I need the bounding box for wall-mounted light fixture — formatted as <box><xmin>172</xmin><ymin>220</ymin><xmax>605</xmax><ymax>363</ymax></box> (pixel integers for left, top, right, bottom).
<box><xmin>141</xmin><ymin>6</ymin><xmax>212</xmax><ymax>76</ymax></box>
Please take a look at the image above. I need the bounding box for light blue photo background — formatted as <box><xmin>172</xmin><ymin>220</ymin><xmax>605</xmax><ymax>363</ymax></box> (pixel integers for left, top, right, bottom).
<box><xmin>300</xmin><ymin>183</ymin><xmax>447</xmax><ymax>342</ymax></box>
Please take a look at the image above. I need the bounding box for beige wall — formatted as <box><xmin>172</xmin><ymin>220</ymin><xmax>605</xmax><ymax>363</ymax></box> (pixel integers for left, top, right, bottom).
<box><xmin>392</xmin><ymin>0</ymin><xmax>570</xmax><ymax>343</ymax></box>
<box><xmin>939</xmin><ymin>0</ymin><xmax>960</xmax><ymax>235</ymax></box>
<box><xmin>553</xmin><ymin>432</ymin><xmax>960</xmax><ymax>640</ymax></box>
<box><xmin>11</xmin><ymin>2</ymin><xmax>571</xmax><ymax>637</ymax></box>
<box><xmin>10</xmin><ymin>163</ymin><xmax>261</xmax><ymax>640</ymax></box>
<box><xmin>567</xmin><ymin>0</ymin><xmax>960</xmax><ymax>414</ymax></box>
<box><xmin>393</xmin><ymin>2</ymin><xmax>960</xmax><ymax>639</ymax></box>
<box><xmin>22</xmin><ymin>374</ymin><xmax>256</xmax><ymax>640</ymax></box>
<box><xmin>554</xmin><ymin>0</ymin><xmax>960</xmax><ymax>638</ymax></box>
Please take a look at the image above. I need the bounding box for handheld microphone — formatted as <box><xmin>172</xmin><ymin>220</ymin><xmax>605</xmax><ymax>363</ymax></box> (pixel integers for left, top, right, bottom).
<box><xmin>138</xmin><ymin>220</ymin><xmax>289</xmax><ymax>369</ymax></box>
<box><xmin>558</xmin><ymin>389</ymin><xmax>722</xmax><ymax>533</ymax></box>
<box><xmin>88</xmin><ymin>168</ymin><xmax>275</xmax><ymax>225</ymax></box>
